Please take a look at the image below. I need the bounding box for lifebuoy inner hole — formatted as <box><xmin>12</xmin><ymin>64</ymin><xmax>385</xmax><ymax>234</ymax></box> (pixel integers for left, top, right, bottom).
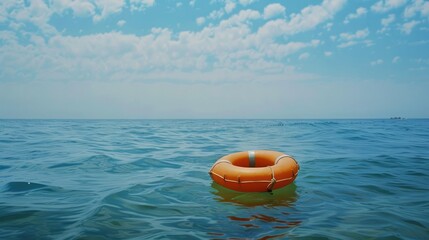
<box><xmin>231</xmin><ymin>155</ymin><xmax>275</xmax><ymax>168</ymax></box>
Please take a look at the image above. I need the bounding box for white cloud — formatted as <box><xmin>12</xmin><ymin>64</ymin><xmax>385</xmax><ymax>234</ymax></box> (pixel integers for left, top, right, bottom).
<box><xmin>379</xmin><ymin>14</ymin><xmax>395</xmax><ymax>33</ymax></box>
<box><xmin>208</xmin><ymin>9</ymin><xmax>225</xmax><ymax>20</ymax></box>
<box><xmin>238</xmin><ymin>0</ymin><xmax>257</xmax><ymax>6</ymax></box>
<box><xmin>0</xmin><ymin>8</ymin><xmax>325</xmax><ymax>83</ymax></box>
<box><xmin>371</xmin><ymin>0</ymin><xmax>407</xmax><ymax>13</ymax></box>
<box><xmin>196</xmin><ymin>17</ymin><xmax>205</xmax><ymax>25</ymax></box>
<box><xmin>0</xmin><ymin>31</ymin><xmax>310</xmax><ymax>83</ymax></box>
<box><xmin>93</xmin><ymin>0</ymin><xmax>126</xmax><ymax>22</ymax></box>
<box><xmin>263</xmin><ymin>3</ymin><xmax>286</xmax><ymax>19</ymax></box>
<box><xmin>51</xmin><ymin>0</ymin><xmax>96</xmax><ymax>17</ymax></box>
<box><xmin>117</xmin><ymin>20</ymin><xmax>126</xmax><ymax>27</ymax></box>
<box><xmin>382</xmin><ymin>14</ymin><xmax>396</xmax><ymax>26</ymax></box>
<box><xmin>340</xmin><ymin>28</ymin><xmax>369</xmax><ymax>41</ymax></box>
<box><xmin>371</xmin><ymin>59</ymin><xmax>384</xmax><ymax>66</ymax></box>
<box><xmin>0</xmin><ymin>0</ymin><xmax>345</xmax><ymax>86</ymax></box>
<box><xmin>0</xmin><ymin>30</ymin><xmax>18</xmax><ymax>44</ymax></box>
<box><xmin>11</xmin><ymin>0</ymin><xmax>58</xmax><ymax>35</ymax></box>
<box><xmin>338</xmin><ymin>28</ymin><xmax>370</xmax><ymax>48</ymax></box>
<box><xmin>324</xmin><ymin>22</ymin><xmax>333</xmax><ymax>31</ymax></box>
<box><xmin>392</xmin><ymin>56</ymin><xmax>400</xmax><ymax>63</ymax></box>
<box><xmin>190</xmin><ymin>0</ymin><xmax>196</xmax><ymax>7</ymax></box>
<box><xmin>225</xmin><ymin>0</ymin><xmax>236</xmax><ymax>14</ymax></box>
<box><xmin>299</xmin><ymin>52</ymin><xmax>310</xmax><ymax>60</ymax></box>
<box><xmin>324</xmin><ymin>51</ymin><xmax>333</xmax><ymax>56</ymax></box>
<box><xmin>364</xmin><ymin>40</ymin><xmax>374</xmax><ymax>47</ymax></box>
<box><xmin>130</xmin><ymin>0</ymin><xmax>156</xmax><ymax>11</ymax></box>
<box><xmin>219</xmin><ymin>9</ymin><xmax>261</xmax><ymax>26</ymax></box>
<box><xmin>257</xmin><ymin>0</ymin><xmax>346</xmax><ymax>40</ymax></box>
<box><xmin>0</xmin><ymin>2</ymin><xmax>22</xmax><ymax>23</ymax></box>
<box><xmin>1</xmin><ymin>0</ymin><xmax>127</xmax><ymax>31</ymax></box>
<box><xmin>338</xmin><ymin>41</ymin><xmax>357</xmax><ymax>48</ymax></box>
<box><xmin>288</xmin><ymin>0</ymin><xmax>346</xmax><ymax>32</ymax></box>
<box><xmin>404</xmin><ymin>0</ymin><xmax>429</xmax><ymax>18</ymax></box>
<box><xmin>260</xmin><ymin>41</ymin><xmax>320</xmax><ymax>60</ymax></box>
<box><xmin>2</xmin><ymin>0</ymin><xmax>429</xmax><ymax>119</ymax></box>
<box><xmin>401</xmin><ymin>20</ymin><xmax>420</xmax><ymax>34</ymax></box>
<box><xmin>344</xmin><ymin>7</ymin><xmax>367</xmax><ymax>24</ymax></box>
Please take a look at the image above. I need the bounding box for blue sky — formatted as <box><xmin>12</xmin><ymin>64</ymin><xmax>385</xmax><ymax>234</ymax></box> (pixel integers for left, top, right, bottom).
<box><xmin>0</xmin><ymin>0</ymin><xmax>428</xmax><ymax>119</ymax></box>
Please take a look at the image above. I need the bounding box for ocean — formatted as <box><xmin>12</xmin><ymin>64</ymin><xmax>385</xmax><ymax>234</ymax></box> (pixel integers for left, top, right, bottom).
<box><xmin>0</xmin><ymin>119</ymin><xmax>428</xmax><ymax>239</ymax></box>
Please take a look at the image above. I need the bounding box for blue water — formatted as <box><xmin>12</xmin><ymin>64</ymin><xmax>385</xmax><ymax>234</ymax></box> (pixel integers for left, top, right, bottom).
<box><xmin>0</xmin><ymin>119</ymin><xmax>428</xmax><ymax>239</ymax></box>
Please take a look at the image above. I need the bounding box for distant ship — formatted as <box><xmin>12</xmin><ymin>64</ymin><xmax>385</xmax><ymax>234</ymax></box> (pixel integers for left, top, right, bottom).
<box><xmin>390</xmin><ymin>117</ymin><xmax>405</xmax><ymax>120</ymax></box>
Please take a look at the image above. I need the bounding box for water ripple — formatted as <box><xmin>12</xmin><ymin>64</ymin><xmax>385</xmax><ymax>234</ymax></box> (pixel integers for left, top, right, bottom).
<box><xmin>0</xmin><ymin>119</ymin><xmax>428</xmax><ymax>239</ymax></box>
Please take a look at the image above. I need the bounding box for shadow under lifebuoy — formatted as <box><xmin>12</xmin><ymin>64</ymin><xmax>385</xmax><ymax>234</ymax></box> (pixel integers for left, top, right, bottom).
<box><xmin>211</xmin><ymin>182</ymin><xmax>298</xmax><ymax>207</ymax></box>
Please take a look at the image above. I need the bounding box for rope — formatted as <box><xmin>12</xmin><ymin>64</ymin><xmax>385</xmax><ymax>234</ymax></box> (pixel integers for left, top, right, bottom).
<box><xmin>208</xmin><ymin>159</ymin><xmax>231</xmax><ymax>173</ymax></box>
<box><xmin>266</xmin><ymin>166</ymin><xmax>277</xmax><ymax>192</ymax></box>
<box><xmin>275</xmin><ymin>154</ymin><xmax>300</xmax><ymax>170</ymax></box>
<box><xmin>209</xmin><ymin>153</ymin><xmax>300</xmax><ymax>190</ymax></box>
<box><xmin>210</xmin><ymin>171</ymin><xmax>295</xmax><ymax>184</ymax></box>
<box><xmin>275</xmin><ymin>154</ymin><xmax>290</xmax><ymax>164</ymax></box>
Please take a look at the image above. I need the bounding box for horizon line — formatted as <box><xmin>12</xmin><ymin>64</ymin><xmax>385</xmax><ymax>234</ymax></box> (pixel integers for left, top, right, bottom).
<box><xmin>0</xmin><ymin>117</ymin><xmax>426</xmax><ymax>120</ymax></box>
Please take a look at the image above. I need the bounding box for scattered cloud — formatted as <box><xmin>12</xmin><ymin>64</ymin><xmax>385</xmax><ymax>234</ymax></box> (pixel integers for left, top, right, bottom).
<box><xmin>324</xmin><ymin>22</ymin><xmax>334</xmax><ymax>31</ymax></box>
<box><xmin>263</xmin><ymin>3</ymin><xmax>286</xmax><ymax>20</ymax></box>
<box><xmin>208</xmin><ymin>9</ymin><xmax>225</xmax><ymax>20</ymax></box>
<box><xmin>299</xmin><ymin>52</ymin><xmax>310</xmax><ymax>60</ymax></box>
<box><xmin>225</xmin><ymin>0</ymin><xmax>236</xmax><ymax>14</ymax></box>
<box><xmin>401</xmin><ymin>20</ymin><xmax>420</xmax><ymax>34</ymax></box>
<box><xmin>0</xmin><ymin>6</ymin><xmax>328</xmax><ymax>83</ymax></box>
<box><xmin>51</xmin><ymin>0</ymin><xmax>96</xmax><ymax>17</ymax></box>
<box><xmin>404</xmin><ymin>0</ymin><xmax>429</xmax><ymax>18</ymax></box>
<box><xmin>1</xmin><ymin>0</ymin><xmax>429</xmax><ymax>118</ymax></box>
<box><xmin>0</xmin><ymin>0</ymin><xmax>427</xmax><ymax>85</ymax></box>
<box><xmin>11</xmin><ymin>0</ymin><xmax>58</xmax><ymax>35</ymax></box>
<box><xmin>1</xmin><ymin>0</ymin><xmax>157</xmax><ymax>29</ymax></box>
<box><xmin>338</xmin><ymin>41</ymin><xmax>356</xmax><ymax>48</ymax></box>
<box><xmin>371</xmin><ymin>59</ymin><xmax>384</xmax><ymax>66</ymax></box>
<box><xmin>257</xmin><ymin>0</ymin><xmax>346</xmax><ymax>40</ymax></box>
<box><xmin>0</xmin><ymin>31</ymin><xmax>18</xmax><ymax>44</ymax></box>
<box><xmin>117</xmin><ymin>20</ymin><xmax>126</xmax><ymax>27</ymax></box>
<box><xmin>93</xmin><ymin>0</ymin><xmax>126</xmax><ymax>22</ymax></box>
<box><xmin>130</xmin><ymin>0</ymin><xmax>156</xmax><ymax>11</ymax></box>
<box><xmin>196</xmin><ymin>17</ymin><xmax>205</xmax><ymax>25</ymax></box>
<box><xmin>340</xmin><ymin>28</ymin><xmax>370</xmax><ymax>41</ymax></box>
<box><xmin>371</xmin><ymin>0</ymin><xmax>407</xmax><ymax>13</ymax></box>
<box><xmin>379</xmin><ymin>14</ymin><xmax>395</xmax><ymax>33</ymax></box>
<box><xmin>238</xmin><ymin>0</ymin><xmax>258</xmax><ymax>6</ymax></box>
<box><xmin>337</xmin><ymin>28</ymin><xmax>370</xmax><ymax>48</ymax></box>
<box><xmin>381</xmin><ymin>14</ymin><xmax>396</xmax><ymax>26</ymax></box>
<box><xmin>344</xmin><ymin>7</ymin><xmax>367</xmax><ymax>24</ymax></box>
<box><xmin>392</xmin><ymin>56</ymin><xmax>400</xmax><ymax>63</ymax></box>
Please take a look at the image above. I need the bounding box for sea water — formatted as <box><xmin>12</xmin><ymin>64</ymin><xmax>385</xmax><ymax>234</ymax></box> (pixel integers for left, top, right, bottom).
<box><xmin>0</xmin><ymin>119</ymin><xmax>428</xmax><ymax>239</ymax></box>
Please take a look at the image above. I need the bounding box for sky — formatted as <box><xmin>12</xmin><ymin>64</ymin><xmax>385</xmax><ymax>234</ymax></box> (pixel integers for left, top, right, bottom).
<box><xmin>0</xmin><ymin>0</ymin><xmax>428</xmax><ymax>119</ymax></box>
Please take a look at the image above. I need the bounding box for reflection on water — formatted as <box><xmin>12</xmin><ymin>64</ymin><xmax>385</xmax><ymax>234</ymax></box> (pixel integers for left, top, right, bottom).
<box><xmin>211</xmin><ymin>182</ymin><xmax>298</xmax><ymax>207</ymax></box>
<box><xmin>211</xmin><ymin>183</ymin><xmax>302</xmax><ymax>239</ymax></box>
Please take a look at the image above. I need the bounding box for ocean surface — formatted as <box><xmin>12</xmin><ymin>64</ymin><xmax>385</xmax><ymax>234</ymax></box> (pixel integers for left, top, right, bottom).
<box><xmin>0</xmin><ymin>119</ymin><xmax>428</xmax><ymax>240</ymax></box>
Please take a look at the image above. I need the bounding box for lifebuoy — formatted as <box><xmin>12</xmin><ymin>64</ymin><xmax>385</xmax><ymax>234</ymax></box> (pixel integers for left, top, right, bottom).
<box><xmin>209</xmin><ymin>150</ymin><xmax>299</xmax><ymax>192</ymax></box>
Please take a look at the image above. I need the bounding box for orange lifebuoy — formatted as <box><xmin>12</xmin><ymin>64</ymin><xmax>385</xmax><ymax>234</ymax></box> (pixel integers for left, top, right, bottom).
<box><xmin>209</xmin><ymin>150</ymin><xmax>299</xmax><ymax>192</ymax></box>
